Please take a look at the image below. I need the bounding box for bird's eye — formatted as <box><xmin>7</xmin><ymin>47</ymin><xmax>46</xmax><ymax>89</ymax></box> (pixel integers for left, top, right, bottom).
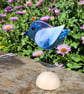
<box><xmin>31</xmin><ymin>27</ymin><xmax>35</xmax><ymax>30</ymax></box>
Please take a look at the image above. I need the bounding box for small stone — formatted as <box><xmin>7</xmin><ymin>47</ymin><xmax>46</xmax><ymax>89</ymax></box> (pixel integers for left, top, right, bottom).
<box><xmin>36</xmin><ymin>71</ymin><xmax>60</xmax><ymax>90</ymax></box>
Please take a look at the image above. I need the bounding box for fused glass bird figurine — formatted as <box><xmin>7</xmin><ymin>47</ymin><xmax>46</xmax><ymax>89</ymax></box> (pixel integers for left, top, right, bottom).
<box><xmin>24</xmin><ymin>20</ymin><xmax>70</xmax><ymax>50</ymax></box>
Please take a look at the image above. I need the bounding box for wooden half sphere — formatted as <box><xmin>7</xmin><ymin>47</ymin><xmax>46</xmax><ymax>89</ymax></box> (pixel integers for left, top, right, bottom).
<box><xmin>36</xmin><ymin>71</ymin><xmax>60</xmax><ymax>90</ymax></box>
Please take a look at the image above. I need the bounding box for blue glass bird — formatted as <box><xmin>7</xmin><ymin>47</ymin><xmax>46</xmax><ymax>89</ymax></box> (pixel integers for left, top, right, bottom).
<box><xmin>24</xmin><ymin>20</ymin><xmax>70</xmax><ymax>50</ymax></box>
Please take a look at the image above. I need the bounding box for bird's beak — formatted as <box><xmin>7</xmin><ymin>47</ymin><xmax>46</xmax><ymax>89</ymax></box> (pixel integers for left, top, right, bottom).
<box><xmin>24</xmin><ymin>31</ymin><xmax>29</xmax><ymax>36</ymax></box>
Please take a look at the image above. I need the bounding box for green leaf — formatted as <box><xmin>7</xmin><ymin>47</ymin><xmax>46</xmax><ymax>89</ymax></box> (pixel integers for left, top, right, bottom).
<box><xmin>71</xmin><ymin>54</ymin><xmax>81</xmax><ymax>62</ymax></box>
<box><xmin>70</xmin><ymin>42</ymin><xmax>79</xmax><ymax>49</ymax></box>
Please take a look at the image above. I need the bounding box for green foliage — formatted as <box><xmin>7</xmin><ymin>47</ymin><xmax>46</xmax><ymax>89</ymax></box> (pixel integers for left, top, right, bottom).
<box><xmin>0</xmin><ymin>0</ymin><xmax>84</xmax><ymax>72</ymax></box>
<box><xmin>0</xmin><ymin>0</ymin><xmax>8</xmax><ymax>8</ymax></box>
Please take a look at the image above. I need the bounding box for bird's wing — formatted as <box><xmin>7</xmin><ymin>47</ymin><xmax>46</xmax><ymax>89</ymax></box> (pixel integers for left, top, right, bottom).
<box><xmin>35</xmin><ymin>28</ymin><xmax>50</xmax><ymax>49</ymax></box>
<box><xmin>48</xmin><ymin>25</ymin><xmax>65</xmax><ymax>46</ymax></box>
<box><xmin>46</xmin><ymin>29</ymin><xmax>70</xmax><ymax>50</ymax></box>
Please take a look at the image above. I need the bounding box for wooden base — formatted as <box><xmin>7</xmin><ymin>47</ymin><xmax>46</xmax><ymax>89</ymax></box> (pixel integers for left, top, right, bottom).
<box><xmin>36</xmin><ymin>71</ymin><xmax>60</xmax><ymax>90</ymax></box>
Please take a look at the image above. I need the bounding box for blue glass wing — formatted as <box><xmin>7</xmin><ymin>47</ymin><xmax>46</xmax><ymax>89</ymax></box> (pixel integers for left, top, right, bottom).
<box><xmin>47</xmin><ymin>29</ymin><xmax>70</xmax><ymax>50</ymax></box>
<box><xmin>49</xmin><ymin>25</ymin><xmax>65</xmax><ymax>46</ymax></box>
<box><xmin>35</xmin><ymin>25</ymin><xmax>65</xmax><ymax>49</ymax></box>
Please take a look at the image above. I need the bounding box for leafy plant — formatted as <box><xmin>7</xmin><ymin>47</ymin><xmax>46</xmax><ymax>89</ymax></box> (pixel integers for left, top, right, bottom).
<box><xmin>0</xmin><ymin>0</ymin><xmax>84</xmax><ymax>72</ymax></box>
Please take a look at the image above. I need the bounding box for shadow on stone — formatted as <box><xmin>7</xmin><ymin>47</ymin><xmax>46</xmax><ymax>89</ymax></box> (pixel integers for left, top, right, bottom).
<box><xmin>0</xmin><ymin>56</ymin><xmax>25</xmax><ymax>70</ymax></box>
<box><xmin>36</xmin><ymin>61</ymin><xmax>56</xmax><ymax>68</ymax></box>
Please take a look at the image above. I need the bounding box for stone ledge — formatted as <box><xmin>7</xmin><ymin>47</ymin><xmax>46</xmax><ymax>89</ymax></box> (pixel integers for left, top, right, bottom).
<box><xmin>0</xmin><ymin>52</ymin><xmax>84</xmax><ymax>94</ymax></box>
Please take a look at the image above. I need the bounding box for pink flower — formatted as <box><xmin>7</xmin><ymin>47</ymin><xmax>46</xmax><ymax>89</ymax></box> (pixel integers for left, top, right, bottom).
<box><xmin>54</xmin><ymin>9</ymin><xmax>60</xmax><ymax>15</ymax></box>
<box><xmin>16</xmin><ymin>11</ymin><xmax>25</xmax><ymax>15</ymax></box>
<box><xmin>55</xmin><ymin>62</ymin><xmax>64</xmax><ymax>68</ymax></box>
<box><xmin>10</xmin><ymin>17</ymin><xmax>18</xmax><ymax>21</ymax></box>
<box><xmin>80</xmin><ymin>24</ymin><xmax>84</xmax><ymax>29</ymax></box>
<box><xmin>4</xmin><ymin>6</ymin><xmax>13</xmax><ymax>12</ymax></box>
<box><xmin>50</xmin><ymin>16</ymin><xmax>55</xmax><ymax>20</ymax></box>
<box><xmin>81</xmin><ymin>36</ymin><xmax>84</xmax><ymax>44</ymax></box>
<box><xmin>2</xmin><ymin>24</ymin><xmax>14</xmax><ymax>31</ymax></box>
<box><xmin>5</xmin><ymin>6</ymin><xmax>12</xmax><ymax>10</ymax></box>
<box><xmin>22</xmin><ymin>10</ymin><xmax>27</xmax><ymax>13</ymax></box>
<box><xmin>48</xmin><ymin>6</ymin><xmax>51</xmax><ymax>11</ymax></box>
<box><xmin>78</xmin><ymin>1</ymin><xmax>84</xmax><ymax>5</ymax></box>
<box><xmin>14</xmin><ymin>5</ymin><xmax>23</xmax><ymax>10</ymax></box>
<box><xmin>4</xmin><ymin>9</ymin><xmax>13</xmax><ymax>12</ymax></box>
<box><xmin>40</xmin><ymin>16</ymin><xmax>50</xmax><ymax>21</ymax></box>
<box><xmin>36</xmin><ymin>0</ymin><xmax>45</xmax><ymax>7</ymax></box>
<box><xmin>56</xmin><ymin>44</ymin><xmax>71</xmax><ymax>56</ymax></box>
<box><xmin>8</xmin><ymin>0</ymin><xmax>14</xmax><ymax>3</ymax></box>
<box><xmin>32</xmin><ymin>51</ymin><xmax>43</xmax><ymax>57</ymax></box>
<box><xmin>24</xmin><ymin>1</ymin><xmax>32</xmax><ymax>7</ymax></box>
<box><xmin>0</xmin><ymin>14</ymin><xmax>6</xmax><ymax>17</ymax></box>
